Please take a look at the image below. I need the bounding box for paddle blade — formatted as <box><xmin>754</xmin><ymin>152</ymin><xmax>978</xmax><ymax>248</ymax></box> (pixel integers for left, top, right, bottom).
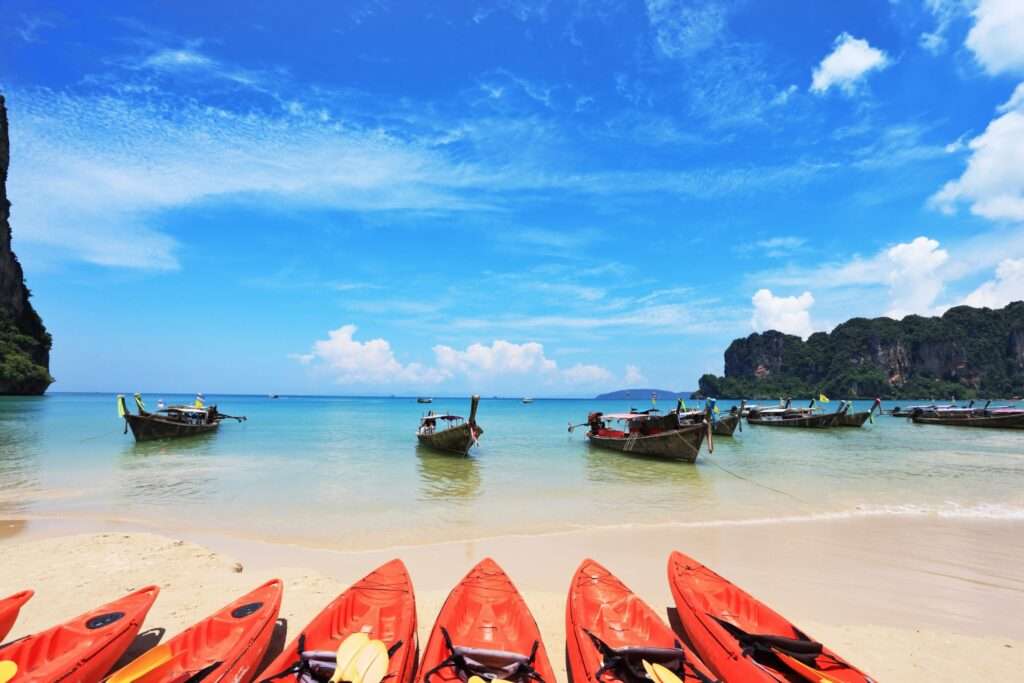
<box><xmin>343</xmin><ymin>639</ymin><xmax>389</xmax><ymax>683</ymax></box>
<box><xmin>651</xmin><ymin>662</ymin><xmax>683</xmax><ymax>683</ymax></box>
<box><xmin>107</xmin><ymin>644</ymin><xmax>175</xmax><ymax>683</ymax></box>
<box><xmin>328</xmin><ymin>632</ymin><xmax>371</xmax><ymax>683</ymax></box>
<box><xmin>774</xmin><ymin>650</ymin><xmax>839</xmax><ymax>683</ymax></box>
<box><xmin>0</xmin><ymin>661</ymin><xmax>17</xmax><ymax>683</ymax></box>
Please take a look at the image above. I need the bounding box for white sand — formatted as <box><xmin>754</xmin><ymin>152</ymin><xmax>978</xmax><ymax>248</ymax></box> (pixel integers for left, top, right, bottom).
<box><xmin>2</xmin><ymin>517</ymin><xmax>1023</xmax><ymax>681</ymax></box>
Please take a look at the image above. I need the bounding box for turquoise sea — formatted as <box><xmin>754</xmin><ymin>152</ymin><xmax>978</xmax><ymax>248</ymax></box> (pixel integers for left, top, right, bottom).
<box><xmin>1</xmin><ymin>393</ymin><xmax>1022</xmax><ymax>549</ymax></box>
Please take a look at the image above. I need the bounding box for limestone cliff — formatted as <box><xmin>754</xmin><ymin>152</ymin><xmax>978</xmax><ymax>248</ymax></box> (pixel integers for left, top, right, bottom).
<box><xmin>699</xmin><ymin>302</ymin><xmax>1024</xmax><ymax>399</ymax></box>
<box><xmin>0</xmin><ymin>94</ymin><xmax>52</xmax><ymax>394</ymax></box>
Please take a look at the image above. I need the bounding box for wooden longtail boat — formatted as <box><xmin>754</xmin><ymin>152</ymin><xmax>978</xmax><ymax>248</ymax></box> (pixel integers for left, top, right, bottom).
<box><xmin>118</xmin><ymin>394</ymin><xmax>245</xmax><ymax>442</ymax></box>
<box><xmin>911</xmin><ymin>407</ymin><xmax>1024</xmax><ymax>429</ymax></box>
<box><xmin>417</xmin><ymin>395</ymin><xmax>483</xmax><ymax>455</ymax></box>
<box><xmin>571</xmin><ymin>409</ymin><xmax>711</xmax><ymax>463</ymax></box>
<box><xmin>712</xmin><ymin>412</ymin><xmax>741</xmax><ymax>435</ymax></box>
<box><xmin>746</xmin><ymin>399</ymin><xmax>839</xmax><ymax>428</ymax></box>
<box><xmin>834</xmin><ymin>398</ymin><xmax>881</xmax><ymax>427</ymax></box>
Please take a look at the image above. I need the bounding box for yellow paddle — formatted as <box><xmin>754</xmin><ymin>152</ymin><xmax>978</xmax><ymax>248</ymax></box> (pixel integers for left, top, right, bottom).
<box><xmin>773</xmin><ymin>650</ymin><xmax>839</xmax><ymax>683</ymax></box>
<box><xmin>106</xmin><ymin>644</ymin><xmax>175</xmax><ymax>682</ymax></box>
<box><xmin>642</xmin><ymin>659</ymin><xmax>684</xmax><ymax>683</ymax></box>
<box><xmin>342</xmin><ymin>639</ymin><xmax>389</xmax><ymax>683</ymax></box>
<box><xmin>0</xmin><ymin>661</ymin><xmax>17</xmax><ymax>683</ymax></box>
<box><xmin>329</xmin><ymin>633</ymin><xmax>371</xmax><ymax>683</ymax></box>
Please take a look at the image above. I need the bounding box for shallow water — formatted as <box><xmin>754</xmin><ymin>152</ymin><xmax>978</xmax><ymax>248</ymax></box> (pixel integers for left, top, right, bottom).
<box><xmin>1</xmin><ymin>393</ymin><xmax>1022</xmax><ymax>549</ymax></box>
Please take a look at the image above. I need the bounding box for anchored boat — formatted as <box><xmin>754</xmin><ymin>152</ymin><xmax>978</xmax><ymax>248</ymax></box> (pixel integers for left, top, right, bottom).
<box><xmin>571</xmin><ymin>408</ymin><xmax>711</xmax><ymax>463</ymax></box>
<box><xmin>118</xmin><ymin>393</ymin><xmax>246</xmax><ymax>442</ymax></box>
<box><xmin>417</xmin><ymin>395</ymin><xmax>483</xmax><ymax>455</ymax></box>
<box><xmin>834</xmin><ymin>398</ymin><xmax>881</xmax><ymax>427</ymax></box>
<box><xmin>910</xmin><ymin>405</ymin><xmax>1024</xmax><ymax>429</ymax></box>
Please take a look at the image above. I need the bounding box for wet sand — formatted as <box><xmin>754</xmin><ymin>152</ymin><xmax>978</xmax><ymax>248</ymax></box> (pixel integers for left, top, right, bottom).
<box><xmin>2</xmin><ymin>516</ymin><xmax>1022</xmax><ymax>681</ymax></box>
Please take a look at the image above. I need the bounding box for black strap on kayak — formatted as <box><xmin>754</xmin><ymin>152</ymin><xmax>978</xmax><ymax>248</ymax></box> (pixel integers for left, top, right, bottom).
<box><xmin>259</xmin><ymin>633</ymin><xmax>307</xmax><ymax>682</ymax></box>
<box><xmin>422</xmin><ymin>627</ymin><xmax>547</xmax><ymax>683</ymax></box>
<box><xmin>712</xmin><ymin>617</ymin><xmax>823</xmax><ymax>665</ymax></box>
<box><xmin>259</xmin><ymin>635</ymin><xmax>404</xmax><ymax>683</ymax></box>
<box><xmin>582</xmin><ymin>629</ymin><xmax>718</xmax><ymax>683</ymax></box>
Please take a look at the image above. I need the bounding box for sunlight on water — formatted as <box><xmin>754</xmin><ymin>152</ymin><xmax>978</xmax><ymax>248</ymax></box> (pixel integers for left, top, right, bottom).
<box><xmin>1</xmin><ymin>394</ymin><xmax>1022</xmax><ymax>549</ymax></box>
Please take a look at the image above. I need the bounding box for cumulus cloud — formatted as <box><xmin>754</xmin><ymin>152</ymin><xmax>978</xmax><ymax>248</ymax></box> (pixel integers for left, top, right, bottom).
<box><xmin>884</xmin><ymin>237</ymin><xmax>949</xmax><ymax>319</ymax></box>
<box><xmin>966</xmin><ymin>0</ymin><xmax>1024</xmax><ymax>75</ymax></box>
<box><xmin>932</xmin><ymin>89</ymin><xmax>1024</xmax><ymax>221</ymax></box>
<box><xmin>296</xmin><ymin>329</ymin><xmax>615</xmax><ymax>388</ymax></box>
<box><xmin>624</xmin><ymin>364</ymin><xmax>647</xmax><ymax>385</ymax></box>
<box><xmin>750</xmin><ymin>289</ymin><xmax>815</xmax><ymax>338</ymax></box>
<box><xmin>963</xmin><ymin>258</ymin><xmax>1024</xmax><ymax>308</ymax></box>
<box><xmin>810</xmin><ymin>33</ymin><xmax>890</xmax><ymax>95</ymax></box>
<box><xmin>295</xmin><ymin>325</ymin><xmax>448</xmax><ymax>385</ymax></box>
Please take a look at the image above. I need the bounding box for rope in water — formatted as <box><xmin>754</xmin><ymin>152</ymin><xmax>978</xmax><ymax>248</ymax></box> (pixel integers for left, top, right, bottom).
<box><xmin>705</xmin><ymin>457</ymin><xmax>809</xmax><ymax>505</ymax></box>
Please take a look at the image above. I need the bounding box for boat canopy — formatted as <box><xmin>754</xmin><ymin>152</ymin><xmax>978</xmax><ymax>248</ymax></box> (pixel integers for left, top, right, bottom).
<box><xmin>161</xmin><ymin>406</ymin><xmax>209</xmax><ymax>415</ymax></box>
<box><xmin>420</xmin><ymin>413</ymin><xmax>463</xmax><ymax>422</ymax></box>
<box><xmin>599</xmin><ymin>412</ymin><xmax>660</xmax><ymax>421</ymax></box>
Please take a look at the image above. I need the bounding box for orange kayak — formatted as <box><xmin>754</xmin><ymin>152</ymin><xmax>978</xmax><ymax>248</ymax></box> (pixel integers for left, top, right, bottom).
<box><xmin>567</xmin><ymin>559</ymin><xmax>716</xmax><ymax>683</ymax></box>
<box><xmin>420</xmin><ymin>558</ymin><xmax>555</xmax><ymax>683</ymax></box>
<box><xmin>0</xmin><ymin>585</ymin><xmax>158</xmax><ymax>682</ymax></box>
<box><xmin>0</xmin><ymin>590</ymin><xmax>33</xmax><ymax>643</ymax></box>
<box><xmin>668</xmin><ymin>551</ymin><xmax>874</xmax><ymax>683</ymax></box>
<box><xmin>108</xmin><ymin>579</ymin><xmax>282</xmax><ymax>683</ymax></box>
<box><xmin>258</xmin><ymin>559</ymin><xmax>417</xmax><ymax>683</ymax></box>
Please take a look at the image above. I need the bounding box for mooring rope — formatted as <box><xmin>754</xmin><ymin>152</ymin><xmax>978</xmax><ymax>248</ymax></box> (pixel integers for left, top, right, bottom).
<box><xmin>705</xmin><ymin>457</ymin><xmax>809</xmax><ymax>505</ymax></box>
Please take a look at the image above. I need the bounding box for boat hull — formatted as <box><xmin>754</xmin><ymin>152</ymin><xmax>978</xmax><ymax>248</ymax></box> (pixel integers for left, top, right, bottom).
<box><xmin>587</xmin><ymin>423</ymin><xmax>708</xmax><ymax>463</ymax></box>
<box><xmin>711</xmin><ymin>413</ymin><xmax>740</xmax><ymax>436</ymax></box>
<box><xmin>912</xmin><ymin>412</ymin><xmax>1024</xmax><ymax>429</ymax></box>
<box><xmin>417</xmin><ymin>423</ymin><xmax>482</xmax><ymax>455</ymax></box>
<box><xmin>835</xmin><ymin>411</ymin><xmax>871</xmax><ymax>427</ymax></box>
<box><xmin>126</xmin><ymin>413</ymin><xmax>220</xmax><ymax>442</ymax></box>
<box><xmin>747</xmin><ymin>412</ymin><xmax>838</xmax><ymax>428</ymax></box>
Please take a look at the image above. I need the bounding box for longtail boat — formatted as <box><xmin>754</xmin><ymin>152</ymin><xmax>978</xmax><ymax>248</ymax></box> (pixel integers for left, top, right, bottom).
<box><xmin>834</xmin><ymin>398</ymin><xmax>881</xmax><ymax>427</ymax></box>
<box><xmin>910</xmin><ymin>406</ymin><xmax>1024</xmax><ymax>429</ymax></box>
<box><xmin>665</xmin><ymin>398</ymin><xmax>744</xmax><ymax>436</ymax></box>
<box><xmin>570</xmin><ymin>408</ymin><xmax>711</xmax><ymax>463</ymax></box>
<box><xmin>118</xmin><ymin>393</ymin><xmax>246</xmax><ymax>442</ymax></box>
<box><xmin>746</xmin><ymin>398</ymin><xmax>839</xmax><ymax>428</ymax></box>
<box><xmin>417</xmin><ymin>395</ymin><xmax>483</xmax><ymax>455</ymax></box>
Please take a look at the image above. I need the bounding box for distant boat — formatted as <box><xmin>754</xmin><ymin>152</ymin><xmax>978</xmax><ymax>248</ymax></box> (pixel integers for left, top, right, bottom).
<box><xmin>521</xmin><ymin>397</ymin><xmax>534</xmax><ymax>404</ymax></box>
<box><xmin>417</xmin><ymin>397</ymin><xmax>433</xmax><ymax>404</ymax></box>
<box><xmin>417</xmin><ymin>396</ymin><xmax>483</xmax><ymax>455</ymax></box>
<box><xmin>268</xmin><ymin>393</ymin><xmax>279</xmax><ymax>399</ymax></box>
<box><xmin>118</xmin><ymin>393</ymin><xmax>246</xmax><ymax>442</ymax></box>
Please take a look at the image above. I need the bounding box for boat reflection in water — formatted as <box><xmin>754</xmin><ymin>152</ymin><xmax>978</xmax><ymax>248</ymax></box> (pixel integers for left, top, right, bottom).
<box><xmin>415</xmin><ymin>445</ymin><xmax>481</xmax><ymax>502</ymax></box>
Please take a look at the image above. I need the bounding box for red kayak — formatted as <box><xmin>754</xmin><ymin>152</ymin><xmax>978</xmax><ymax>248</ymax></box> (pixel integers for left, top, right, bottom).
<box><xmin>420</xmin><ymin>558</ymin><xmax>555</xmax><ymax>683</ymax></box>
<box><xmin>668</xmin><ymin>551</ymin><xmax>874</xmax><ymax>682</ymax></box>
<box><xmin>0</xmin><ymin>590</ymin><xmax>33</xmax><ymax>643</ymax></box>
<box><xmin>567</xmin><ymin>559</ymin><xmax>716</xmax><ymax>683</ymax></box>
<box><xmin>0</xmin><ymin>585</ymin><xmax>158</xmax><ymax>682</ymax></box>
<box><xmin>259</xmin><ymin>559</ymin><xmax>417</xmax><ymax>683</ymax></box>
<box><xmin>108</xmin><ymin>578</ymin><xmax>282</xmax><ymax>682</ymax></box>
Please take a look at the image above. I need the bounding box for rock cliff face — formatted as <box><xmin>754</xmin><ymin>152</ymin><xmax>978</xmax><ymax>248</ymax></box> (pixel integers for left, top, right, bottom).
<box><xmin>0</xmin><ymin>94</ymin><xmax>52</xmax><ymax>394</ymax></box>
<box><xmin>699</xmin><ymin>302</ymin><xmax>1024</xmax><ymax>399</ymax></box>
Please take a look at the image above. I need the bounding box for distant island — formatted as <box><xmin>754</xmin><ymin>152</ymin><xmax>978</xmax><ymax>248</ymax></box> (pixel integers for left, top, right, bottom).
<box><xmin>0</xmin><ymin>95</ymin><xmax>52</xmax><ymax>395</ymax></box>
<box><xmin>595</xmin><ymin>388</ymin><xmax>692</xmax><ymax>400</ymax></box>
<box><xmin>698</xmin><ymin>301</ymin><xmax>1024</xmax><ymax>400</ymax></box>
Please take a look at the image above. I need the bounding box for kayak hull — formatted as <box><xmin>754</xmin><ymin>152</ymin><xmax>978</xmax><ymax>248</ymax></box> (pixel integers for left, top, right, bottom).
<box><xmin>112</xmin><ymin>579</ymin><xmax>282</xmax><ymax>683</ymax></box>
<box><xmin>668</xmin><ymin>551</ymin><xmax>873</xmax><ymax>683</ymax></box>
<box><xmin>0</xmin><ymin>585</ymin><xmax>158</xmax><ymax>682</ymax></box>
<box><xmin>0</xmin><ymin>589</ymin><xmax>33</xmax><ymax>643</ymax></box>
<box><xmin>420</xmin><ymin>558</ymin><xmax>555</xmax><ymax>683</ymax></box>
<box><xmin>566</xmin><ymin>558</ymin><xmax>715</xmax><ymax>683</ymax></box>
<box><xmin>260</xmin><ymin>559</ymin><xmax>417</xmax><ymax>683</ymax></box>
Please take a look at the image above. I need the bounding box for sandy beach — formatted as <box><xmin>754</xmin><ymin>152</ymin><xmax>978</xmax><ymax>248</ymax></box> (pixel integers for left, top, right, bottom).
<box><xmin>3</xmin><ymin>515</ymin><xmax>1022</xmax><ymax>681</ymax></box>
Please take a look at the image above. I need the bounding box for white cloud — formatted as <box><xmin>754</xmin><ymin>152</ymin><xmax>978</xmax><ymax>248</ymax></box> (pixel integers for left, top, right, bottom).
<box><xmin>624</xmin><ymin>364</ymin><xmax>647</xmax><ymax>385</ymax></box>
<box><xmin>645</xmin><ymin>0</ymin><xmax>727</xmax><ymax>59</ymax></box>
<box><xmin>433</xmin><ymin>340</ymin><xmax>557</xmax><ymax>377</ymax></box>
<box><xmin>963</xmin><ymin>258</ymin><xmax>1024</xmax><ymax>307</ymax></box>
<box><xmin>919</xmin><ymin>0</ymin><xmax>969</xmax><ymax>55</ymax></box>
<box><xmin>932</xmin><ymin>89</ymin><xmax>1024</xmax><ymax>221</ymax></box>
<box><xmin>563</xmin><ymin>363</ymin><xmax>614</xmax><ymax>384</ymax></box>
<box><xmin>16</xmin><ymin>14</ymin><xmax>55</xmax><ymax>43</ymax></box>
<box><xmin>884</xmin><ymin>236</ymin><xmax>949</xmax><ymax>318</ymax></box>
<box><xmin>966</xmin><ymin>0</ymin><xmax>1024</xmax><ymax>75</ymax></box>
<box><xmin>751</xmin><ymin>289</ymin><xmax>815</xmax><ymax>338</ymax></box>
<box><xmin>300</xmin><ymin>325</ymin><xmax>448</xmax><ymax>385</ymax></box>
<box><xmin>810</xmin><ymin>33</ymin><xmax>890</xmax><ymax>95</ymax></box>
<box><xmin>141</xmin><ymin>48</ymin><xmax>215</xmax><ymax>71</ymax></box>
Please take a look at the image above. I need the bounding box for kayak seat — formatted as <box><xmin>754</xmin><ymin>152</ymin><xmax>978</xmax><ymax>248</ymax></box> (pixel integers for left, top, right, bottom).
<box><xmin>260</xmin><ymin>636</ymin><xmax>404</xmax><ymax>683</ymax></box>
<box><xmin>713</xmin><ymin>617</ymin><xmax>823</xmax><ymax>664</ymax></box>
<box><xmin>581</xmin><ymin>629</ymin><xmax>718</xmax><ymax>683</ymax></box>
<box><xmin>422</xmin><ymin>627</ymin><xmax>546</xmax><ymax>683</ymax></box>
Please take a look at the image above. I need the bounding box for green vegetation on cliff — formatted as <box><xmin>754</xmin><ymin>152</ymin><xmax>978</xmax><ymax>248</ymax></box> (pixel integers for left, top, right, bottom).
<box><xmin>699</xmin><ymin>302</ymin><xmax>1024</xmax><ymax>399</ymax></box>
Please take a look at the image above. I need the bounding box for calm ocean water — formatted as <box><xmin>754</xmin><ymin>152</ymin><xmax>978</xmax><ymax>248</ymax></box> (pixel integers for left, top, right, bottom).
<box><xmin>1</xmin><ymin>393</ymin><xmax>1022</xmax><ymax>549</ymax></box>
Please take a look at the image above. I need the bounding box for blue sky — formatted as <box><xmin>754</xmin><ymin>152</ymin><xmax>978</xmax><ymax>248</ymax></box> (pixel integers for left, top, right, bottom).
<box><xmin>2</xmin><ymin>0</ymin><xmax>1023</xmax><ymax>395</ymax></box>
